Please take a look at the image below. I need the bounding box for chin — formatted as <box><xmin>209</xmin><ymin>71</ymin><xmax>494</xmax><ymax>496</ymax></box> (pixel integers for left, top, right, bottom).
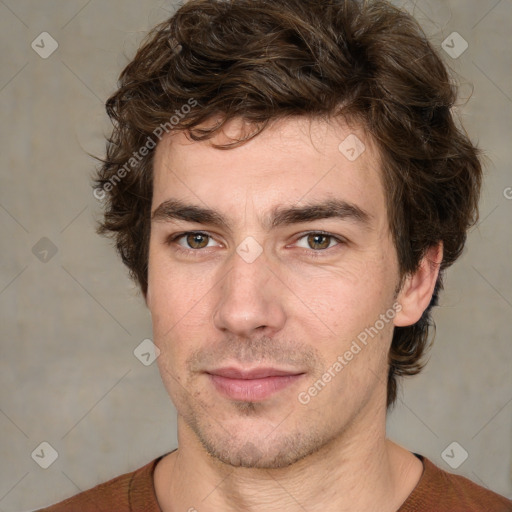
<box><xmin>193</xmin><ymin>420</ymin><xmax>332</xmax><ymax>469</ymax></box>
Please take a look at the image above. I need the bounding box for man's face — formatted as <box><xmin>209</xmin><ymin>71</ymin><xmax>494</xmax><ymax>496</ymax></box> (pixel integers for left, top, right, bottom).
<box><xmin>148</xmin><ymin>117</ymin><xmax>402</xmax><ymax>468</ymax></box>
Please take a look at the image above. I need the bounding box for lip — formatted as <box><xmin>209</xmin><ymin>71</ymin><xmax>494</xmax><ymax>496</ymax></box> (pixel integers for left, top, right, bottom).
<box><xmin>207</xmin><ymin>367</ymin><xmax>305</xmax><ymax>402</ymax></box>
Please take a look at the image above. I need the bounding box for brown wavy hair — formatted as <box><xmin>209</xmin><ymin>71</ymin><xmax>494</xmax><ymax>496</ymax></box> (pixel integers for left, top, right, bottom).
<box><xmin>96</xmin><ymin>0</ymin><xmax>482</xmax><ymax>407</ymax></box>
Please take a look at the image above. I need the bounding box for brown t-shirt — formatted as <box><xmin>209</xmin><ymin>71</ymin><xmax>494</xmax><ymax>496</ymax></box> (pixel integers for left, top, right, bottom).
<box><xmin>36</xmin><ymin>454</ymin><xmax>512</xmax><ymax>511</ymax></box>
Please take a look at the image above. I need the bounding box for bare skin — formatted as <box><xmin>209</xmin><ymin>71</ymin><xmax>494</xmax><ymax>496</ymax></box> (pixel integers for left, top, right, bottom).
<box><xmin>148</xmin><ymin>117</ymin><xmax>440</xmax><ymax>512</ymax></box>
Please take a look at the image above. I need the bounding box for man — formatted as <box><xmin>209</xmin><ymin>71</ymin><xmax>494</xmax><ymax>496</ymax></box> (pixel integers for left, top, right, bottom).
<box><xmin>38</xmin><ymin>0</ymin><xmax>512</xmax><ymax>510</ymax></box>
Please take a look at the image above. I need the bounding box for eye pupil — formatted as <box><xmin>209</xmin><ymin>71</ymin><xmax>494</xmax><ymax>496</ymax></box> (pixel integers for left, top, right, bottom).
<box><xmin>187</xmin><ymin>233</ymin><xmax>208</xmax><ymax>249</ymax></box>
<box><xmin>308</xmin><ymin>234</ymin><xmax>330</xmax><ymax>250</ymax></box>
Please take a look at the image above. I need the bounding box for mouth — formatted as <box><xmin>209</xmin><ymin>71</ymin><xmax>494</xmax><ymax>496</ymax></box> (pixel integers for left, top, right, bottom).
<box><xmin>206</xmin><ymin>367</ymin><xmax>306</xmax><ymax>402</ymax></box>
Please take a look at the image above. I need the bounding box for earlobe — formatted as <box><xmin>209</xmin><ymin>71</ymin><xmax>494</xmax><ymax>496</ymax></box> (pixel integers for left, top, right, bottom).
<box><xmin>394</xmin><ymin>243</ymin><xmax>443</xmax><ymax>327</ymax></box>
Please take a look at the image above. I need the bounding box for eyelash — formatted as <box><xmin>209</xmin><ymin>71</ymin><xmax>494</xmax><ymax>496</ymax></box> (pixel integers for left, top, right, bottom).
<box><xmin>165</xmin><ymin>231</ymin><xmax>345</xmax><ymax>258</ymax></box>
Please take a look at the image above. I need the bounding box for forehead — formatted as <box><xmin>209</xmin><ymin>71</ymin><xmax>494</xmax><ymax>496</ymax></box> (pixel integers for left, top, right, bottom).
<box><xmin>152</xmin><ymin>117</ymin><xmax>387</xmax><ymax>228</ymax></box>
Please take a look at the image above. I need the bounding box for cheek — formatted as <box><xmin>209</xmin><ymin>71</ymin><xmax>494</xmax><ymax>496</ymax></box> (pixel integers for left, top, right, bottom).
<box><xmin>148</xmin><ymin>249</ymin><xmax>215</xmax><ymax>351</ymax></box>
<box><xmin>289</xmin><ymin>261</ymin><xmax>392</xmax><ymax>331</ymax></box>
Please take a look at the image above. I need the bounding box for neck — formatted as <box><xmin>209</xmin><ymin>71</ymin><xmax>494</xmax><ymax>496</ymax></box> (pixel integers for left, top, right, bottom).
<box><xmin>155</xmin><ymin>402</ymin><xmax>422</xmax><ymax>512</ymax></box>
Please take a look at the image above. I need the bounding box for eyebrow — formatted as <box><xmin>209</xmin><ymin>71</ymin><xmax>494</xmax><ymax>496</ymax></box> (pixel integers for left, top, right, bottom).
<box><xmin>151</xmin><ymin>198</ymin><xmax>372</xmax><ymax>232</ymax></box>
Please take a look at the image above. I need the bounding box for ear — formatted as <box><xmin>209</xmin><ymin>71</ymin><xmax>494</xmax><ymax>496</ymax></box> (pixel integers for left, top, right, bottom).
<box><xmin>394</xmin><ymin>243</ymin><xmax>443</xmax><ymax>327</ymax></box>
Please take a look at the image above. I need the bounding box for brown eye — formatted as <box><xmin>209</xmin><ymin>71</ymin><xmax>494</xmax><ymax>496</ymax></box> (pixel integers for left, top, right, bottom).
<box><xmin>307</xmin><ymin>234</ymin><xmax>332</xmax><ymax>250</ymax></box>
<box><xmin>185</xmin><ymin>233</ymin><xmax>210</xmax><ymax>249</ymax></box>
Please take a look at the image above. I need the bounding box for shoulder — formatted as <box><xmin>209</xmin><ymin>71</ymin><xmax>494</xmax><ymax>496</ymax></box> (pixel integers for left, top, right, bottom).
<box><xmin>35</xmin><ymin>457</ymin><xmax>162</xmax><ymax>512</ymax></box>
<box><xmin>400</xmin><ymin>455</ymin><xmax>512</xmax><ymax>512</ymax></box>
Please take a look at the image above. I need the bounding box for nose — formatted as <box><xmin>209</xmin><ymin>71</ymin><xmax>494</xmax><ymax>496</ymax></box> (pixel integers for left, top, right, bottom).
<box><xmin>213</xmin><ymin>249</ymin><xmax>286</xmax><ymax>338</ymax></box>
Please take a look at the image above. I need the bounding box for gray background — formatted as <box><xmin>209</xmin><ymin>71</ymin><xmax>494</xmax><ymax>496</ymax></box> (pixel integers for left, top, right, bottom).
<box><xmin>0</xmin><ymin>0</ymin><xmax>511</xmax><ymax>510</ymax></box>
